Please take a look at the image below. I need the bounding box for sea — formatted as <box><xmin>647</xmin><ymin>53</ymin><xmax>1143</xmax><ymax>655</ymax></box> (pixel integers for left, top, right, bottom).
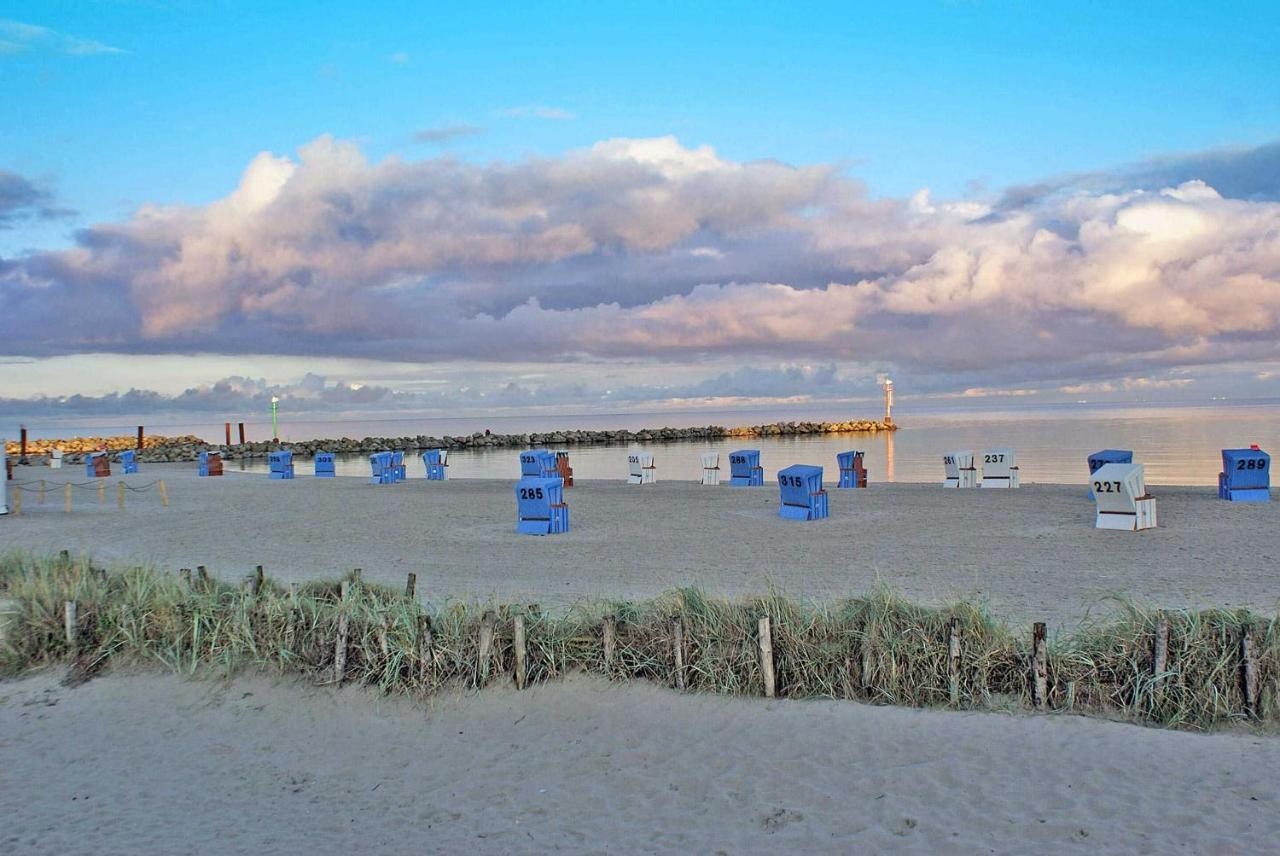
<box><xmin>16</xmin><ymin>399</ymin><xmax>1280</xmax><ymax>485</ymax></box>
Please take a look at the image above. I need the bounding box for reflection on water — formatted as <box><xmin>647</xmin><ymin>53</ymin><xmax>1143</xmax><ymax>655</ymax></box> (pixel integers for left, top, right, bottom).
<box><xmin>233</xmin><ymin>403</ymin><xmax>1280</xmax><ymax>485</ymax></box>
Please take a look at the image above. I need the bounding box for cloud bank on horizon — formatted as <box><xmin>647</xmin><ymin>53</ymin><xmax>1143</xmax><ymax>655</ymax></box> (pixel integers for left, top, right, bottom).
<box><xmin>2</xmin><ymin>135</ymin><xmax>1279</xmax><ymax>412</ymax></box>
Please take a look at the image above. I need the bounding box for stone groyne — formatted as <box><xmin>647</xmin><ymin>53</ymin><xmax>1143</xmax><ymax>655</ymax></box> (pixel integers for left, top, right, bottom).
<box><xmin>7</xmin><ymin>419</ymin><xmax>895</xmax><ymax>465</ymax></box>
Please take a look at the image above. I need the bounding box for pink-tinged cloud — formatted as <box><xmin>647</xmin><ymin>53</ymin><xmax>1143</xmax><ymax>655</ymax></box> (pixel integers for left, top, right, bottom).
<box><xmin>2</xmin><ymin>136</ymin><xmax>1279</xmax><ymax>387</ymax></box>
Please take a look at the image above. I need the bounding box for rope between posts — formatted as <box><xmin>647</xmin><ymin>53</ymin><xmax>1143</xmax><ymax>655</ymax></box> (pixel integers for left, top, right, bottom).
<box><xmin>7</xmin><ymin>480</ymin><xmax>166</xmax><ymax>493</ymax></box>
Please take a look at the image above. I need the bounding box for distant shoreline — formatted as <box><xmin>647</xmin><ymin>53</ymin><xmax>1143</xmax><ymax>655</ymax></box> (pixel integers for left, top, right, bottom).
<box><xmin>5</xmin><ymin>417</ymin><xmax>895</xmax><ymax>463</ymax></box>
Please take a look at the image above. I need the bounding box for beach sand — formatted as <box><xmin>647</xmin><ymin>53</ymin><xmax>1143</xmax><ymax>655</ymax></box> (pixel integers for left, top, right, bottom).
<box><xmin>1</xmin><ymin>669</ymin><xmax>1277</xmax><ymax>854</ymax></box>
<box><xmin>3</xmin><ymin>464</ymin><xmax>1276</xmax><ymax>626</ymax></box>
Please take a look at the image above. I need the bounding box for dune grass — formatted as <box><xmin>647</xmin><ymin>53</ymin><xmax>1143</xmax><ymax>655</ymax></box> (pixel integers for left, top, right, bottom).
<box><xmin>1</xmin><ymin>550</ymin><xmax>1274</xmax><ymax>731</ymax></box>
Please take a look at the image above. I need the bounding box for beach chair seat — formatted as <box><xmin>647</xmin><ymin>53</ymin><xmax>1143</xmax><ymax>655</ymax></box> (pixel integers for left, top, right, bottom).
<box><xmin>49</xmin><ymin>449</ymin><xmax>63</xmax><ymax>470</ymax></box>
<box><xmin>555</xmin><ymin>451</ymin><xmax>574</xmax><ymax>487</ymax></box>
<box><xmin>1092</xmin><ymin>463</ymin><xmax>1157</xmax><ymax>530</ymax></box>
<box><xmin>119</xmin><ymin>449</ymin><xmax>139</xmax><ymax>475</ymax></box>
<box><xmin>1219</xmin><ymin>448</ymin><xmax>1270</xmax><ymax>502</ymax></box>
<box><xmin>87</xmin><ymin>451</ymin><xmax>111</xmax><ymax>478</ymax></box>
<box><xmin>519</xmin><ymin>449</ymin><xmax>558</xmax><ymax>479</ymax></box>
<box><xmin>627</xmin><ymin>449</ymin><xmax>656</xmax><ymax>484</ymax></box>
<box><xmin>980</xmin><ymin>449</ymin><xmax>1018</xmax><ymax>488</ymax></box>
<box><xmin>515</xmin><ymin>476</ymin><xmax>569</xmax><ymax>535</ymax></box>
<box><xmin>728</xmin><ymin>450</ymin><xmax>763</xmax><ymax>486</ymax></box>
<box><xmin>700</xmin><ymin>452</ymin><xmax>720</xmax><ymax>486</ymax></box>
<box><xmin>1087</xmin><ymin>449</ymin><xmax>1132</xmax><ymax>498</ymax></box>
<box><xmin>368</xmin><ymin>451</ymin><xmax>394</xmax><ymax>484</ymax></box>
<box><xmin>942</xmin><ymin>451</ymin><xmax>976</xmax><ymax>488</ymax></box>
<box><xmin>198</xmin><ymin>450</ymin><xmax>223</xmax><ymax>477</ymax></box>
<box><xmin>836</xmin><ymin>450</ymin><xmax>867</xmax><ymax>488</ymax></box>
<box><xmin>778</xmin><ymin>464</ymin><xmax>828</xmax><ymax>520</ymax></box>
<box><xmin>422</xmin><ymin>448</ymin><xmax>448</xmax><ymax>480</ymax></box>
<box><xmin>268</xmin><ymin>450</ymin><xmax>294</xmax><ymax>480</ymax></box>
<box><xmin>314</xmin><ymin>452</ymin><xmax>336</xmax><ymax>477</ymax></box>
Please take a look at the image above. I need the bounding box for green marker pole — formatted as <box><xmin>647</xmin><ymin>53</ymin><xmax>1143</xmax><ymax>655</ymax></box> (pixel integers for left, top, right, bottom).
<box><xmin>271</xmin><ymin>396</ymin><xmax>280</xmax><ymax>442</ymax></box>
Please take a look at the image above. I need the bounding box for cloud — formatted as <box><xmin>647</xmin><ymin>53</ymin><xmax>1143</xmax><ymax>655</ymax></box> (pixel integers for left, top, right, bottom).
<box><xmin>499</xmin><ymin>104</ymin><xmax>576</xmax><ymax>120</ymax></box>
<box><xmin>388</xmin><ymin>51</ymin><xmax>410</xmax><ymax>64</ymax></box>
<box><xmin>0</xmin><ymin>170</ymin><xmax>75</xmax><ymax>227</ymax></box>
<box><xmin>0</xmin><ymin>19</ymin><xmax>125</xmax><ymax>56</ymax></box>
<box><xmin>412</xmin><ymin>124</ymin><xmax>484</xmax><ymax>144</ymax></box>
<box><xmin>2</xmin><ymin>134</ymin><xmax>1279</xmax><ymax>402</ymax></box>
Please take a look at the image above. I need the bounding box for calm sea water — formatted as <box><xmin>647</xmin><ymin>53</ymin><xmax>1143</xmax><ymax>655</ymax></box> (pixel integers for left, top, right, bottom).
<box><xmin>211</xmin><ymin>402</ymin><xmax>1280</xmax><ymax>485</ymax></box>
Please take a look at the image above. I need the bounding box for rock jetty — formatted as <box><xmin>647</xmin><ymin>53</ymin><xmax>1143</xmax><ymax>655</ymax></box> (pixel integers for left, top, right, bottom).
<box><xmin>7</xmin><ymin>419</ymin><xmax>895</xmax><ymax>465</ymax></box>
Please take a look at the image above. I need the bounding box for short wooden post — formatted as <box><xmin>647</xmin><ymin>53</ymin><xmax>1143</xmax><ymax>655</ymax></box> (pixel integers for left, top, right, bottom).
<box><xmin>602</xmin><ymin>614</ymin><xmax>617</xmax><ymax>676</ymax></box>
<box><xmin>477</xmin><ymin>610</ymin><xmax>496</xmax><ymax>687</ymax></box>
<box><xmin>64</xmin><ymin>600</ymin><xmax>77</xmax><ymax>653</ymax></box>
<box><xmin>513</xmin><ymin>614</ymin><xmax>528</xmax><ymax>690</ymax></box>
<box><xmin>137</xmin><ymin>425</ymin><xmax>144</xmax><ymax>450</ymax></box>
<box><xmin>196</xmin><ymin>565</ymin><xmax>208</xmax><ymax>590</ymax></box>
<box><xmin>59</xmin><ymin>549</ymin><xmax>70</xmax><ymax>565</ymax></box>
<box><xmin>1032</xmin><ymin>622</ymin><xmax>1048</xmax><ymax>710</ymax></box>
<box><xmin>116</xmin><ymin>482</ymin><xmax>125</xmax><ymax>511</ymax></box>
<box><xmin>179</xmin><ymin>568</ymin><xmax>192</xmax><ymax>588</ymax></box>
<box><xmin>1242</xmin><ymin>626</ymin><xmax>1260</xmax><ymax>718</ymax></box>
<box><xmin>333</xmin><ymin>580</ymin><xmax>350</xmax><ymax>684</ymax></box>
<box><xmin>38</xmin><ymin>479</ymin><xmax>45</xmax><ymax>504</ymax></box>
<box><xmin>351</xmin><ymin>568</ymin><xmax>362</xmax><ymax>585</ymax></box>
<box><xmin>1152</xmin><ymin>612</ymin><xmax>1169</xmax><ymax>709</ymax></box>
<box><xmin>948</xmin><ymin>616</ymin><xmax>961</xmax><ymax>706</ymax></box>
<box><xmin>98</xmin><ymin>481</ymin><xmax>105</xmax><ymax>504</ymax></box>
<box><xmin>404</xmin><ymin>572</ymin><xmax>416</xmax><ymax>599</ymax></box>
<box><xmin>251</xmin><ymin>565</ymin><xmax>264</xmax><ymax>596</ymax></box>
<box><xmin>860</xmin><ymin>626</ymin><xmax>874</xmax><ymax>695</ymax></box>
<box><xmin>63</xmin><ymin>483</ymin><xmax>72</xmax><ymax>513</ymax></box>
<box><xmin>11</xmin><ymin>489</ymin><xmax>19</xmax><ymax>515</ymax></box>
<box><xmin>758</xmin><ymin>615</ymin><xmax>776</xmax><ymax>698</ymax></box>
<box><xmin>416</xmin><ymin>614</ymin><xmax>434</xmax><ymax>685</ymax></box>
<box><xmin>158</xmin><ymin>480</ymin><xmax>169</xmax><ymax>508</ymax></box>
<box><xmin>671</xmin><ymin>616</ymin><xmax>685</xmax><ymax>691</ymax></box>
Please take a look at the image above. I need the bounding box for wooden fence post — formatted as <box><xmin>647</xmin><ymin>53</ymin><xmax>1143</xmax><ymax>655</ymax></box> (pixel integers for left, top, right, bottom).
<box><xmin>602</xmin><ymin>614</ymin><xmax>617</xmax><ymax>676</ymax></box>
<box><xmin>1032</xmin><ymin>622</ymin><xmax>1048</xmax><ymax>711</ymax></box>
<box><xmin>116</xmin><ymin>482</ymin><xmax>125</xmax><ymax>511</ymax></box>
<box><xmin>196</xmin><ymin>565</ymin><xmax>208</xmax><ymax>590</ymax></box>
<box><xmin>333</xmin><ymin>580</ymin><xmax>350</xmax><ymax>684</ymax></box>
<box><xmin>758</xmin><ymin>615</ymin><xmax>776</xmax><ymax>699</ymax></box>
<box><xmin>416</xmin><ymin>614</ymin><xmax>434</xmax><ymax>685</ymax></box>
<box><xmin>179</xmin><ymin>568</ymin><xmax>192</xmax><ymax>589</ymax></box>
<box><xmin>97</xmin><ymin>482</ymin><xmax>105</xmax><ymax>505</ymax></box>
<box><xmin>64</xmin><ymin>600</ymin><xmax>77</xmax><ymax>653</ymax></box>
<box><xmin>250</xmin><ymin>565</ymin><xmax>264</xmax><ymax>596</ymax></box>
<box><xmin>671</xmin><ymin>616</ymin><xmax>685</xmax><ymax>691</ymax></box>
<box><xmin>11</xmin><ymin>490</ymin><xmax>19</xmax><ymax>515</ymax></box>
<box><xmin>158</xmin><ymin>480</ymin><xmax>169</xmax><ymax>508</ymax></box>
<box><xmin>405</xmin><ymin>572</ymin><xmax>416</xmax><ymax>599</ymax></box>
<box><xmin>1242</xmin><ymin>626</ymin><xmax>1260</xmax><ymax>719</ymax></box>
<box><xmin>513</xmin><ymin>614</ymin><xmax>528</xmax><ymax>690</ymax></box>
<box><xmin>948</xmin><ymin>617</ymin><xmax>961</xmax><ymax>706</ymax></box>
<box><xmin>63</xmin><ymin>483</ymin><xmax>72</xmax><ymax>513</ymax></box>
<box><xmin>477</xmin><ymin>611</ymin><xmax>496</xmax><ymax>688</ymax></box>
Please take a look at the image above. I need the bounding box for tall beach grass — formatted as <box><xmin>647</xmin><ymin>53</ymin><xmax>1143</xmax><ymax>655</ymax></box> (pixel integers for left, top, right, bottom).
<box><xmin>1</xmin><ymin>551</ymin><xmax>1274</xmax><ymax>731</ymax></box>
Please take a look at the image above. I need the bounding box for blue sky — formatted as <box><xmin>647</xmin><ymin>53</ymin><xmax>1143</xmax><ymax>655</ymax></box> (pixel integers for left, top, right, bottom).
<box><xmin>1</xmin><ymin>1</ymin><xmax>1279</xmax><ymax>418</ymax></box>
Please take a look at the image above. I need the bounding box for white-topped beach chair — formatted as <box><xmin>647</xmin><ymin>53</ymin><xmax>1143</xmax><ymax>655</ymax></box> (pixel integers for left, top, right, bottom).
<box><xmin>627</xmin><ymin>449</ymin><xmax>656</xmax><ymax>484</ymax></box>
<box><xmin>1091</xmin><ymin>463</ymin><xmax>1157</xmax><ymax>530</ymax></box>
<box><xmin>700</xmin><ymin>452</ymin><xmax>720</xmax><ymax>485</ymax></box>
<box><xmin>943</xmin><ymin>451</ymin><xmax>977</xmax><ymax>488</ymax></box>
<box><xmin>980</xmin><ymin>449</ymin><xmax>1019</xmax><ymax>488</ymax></box>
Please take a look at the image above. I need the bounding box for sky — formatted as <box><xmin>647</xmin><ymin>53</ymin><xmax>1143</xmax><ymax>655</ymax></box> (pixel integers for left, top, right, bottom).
<box><xmin>1</xmin><ymin>1</ymin><xmax>1278</xmax><ymax>423</ymax></box>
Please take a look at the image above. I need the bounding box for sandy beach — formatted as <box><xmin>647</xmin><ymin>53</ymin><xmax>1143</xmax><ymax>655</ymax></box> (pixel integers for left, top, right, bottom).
<box><xmin>3</xmin><ymin>463</ymin><xmax>1277</xmax><ymax>627</ymax></box>
<box><xmin>0</xmin><ymin>669</ymin><xmax>1275</xmax><ymax>854</ymax></box>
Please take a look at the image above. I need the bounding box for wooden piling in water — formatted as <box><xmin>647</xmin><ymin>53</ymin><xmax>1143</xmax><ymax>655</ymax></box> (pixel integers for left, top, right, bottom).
<box><xmin>513</xmin><ymin>614</ymin><xmax>527</xmax><ymax>690</ymax></box>
<box><xmin>758</xmin><ymin>615</ymin><xmax>775</xmax><ymax>699</ymax></box>
<box><xmin>602</xmin><ymin>615</ymin><xmax>617</xmax><ymax>676</ymax></box>
<box><xmin>1032</xmin><ymin>622</ymin><xmax>1048</xmax><ymax>710</ymax></box>
<box><xmin>333</xmin><ymin>580</ymin><xmax>350</xmax><ymax>684</ymax></box>
<box><xmin>672</xmin><ymin>616</ymin><xmax>685</xmax><ymax>691</ymax></box>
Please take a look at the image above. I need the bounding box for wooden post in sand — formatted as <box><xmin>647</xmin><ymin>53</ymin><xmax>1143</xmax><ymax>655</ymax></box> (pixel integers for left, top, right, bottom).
<box><xmin>1242</xmin><ymin>626</ymin><xmax>1260</xmax><ymax>718</ymax></box>
<box><xmin>602</xmin><ymin>615</ymin><xmax>617</xmax><ymax>676</ymax></box>
<box><xmin>513</xmin><ymin>614</ymin><xmax>528</xmax><ymax>690</ymax></box>
<box><xmin>351</xmin><ymin>568</ymin><xmax>362</xmax><ymax>585</ymax></box>
<box><xmin>477</xmin><ymin>610</ymin><xmax>496</xmax><ymax>687</ymax></box>
<box><xmin>333</xmin><ymin>580</ymin><xmax>350</xmax><ymax>684</ymax></box>
<box><xmin>404</xmin><ymin>573</ymin><xmax>416</xmax><ymax>599</ymax></box>
<box><xmin>179</xmin><ymin>568</ymin><xmax>192</xmax><ymax>589</ymax></box>
<box><xmin>97</xmin><ymin>482</ymin><xmax>105</xmax><ymax>504</ymax></box>
<box><xmin>196</xmin><ymin>566</ymin><xmax>208</xmax><ymax>590</ymax></box>
<box><xmin>11</xmin><ymin>490</ymin><xmax>19</xmax><ymax>515</ymax></box>
<box><xmin>1032</xmin><ymin>622</ymin><xmax>1048</xmax><ymax>710</ymax></box>
<box><xmin>116</xmin><ymin>482</ymin><xmax>125</xmax><ymax>511</ymax></box>
<box><xmin>250</xmin><ymin>565</ymin><xmax>264</xmax><ymax>596</ymax></box>
<box><xmin>671</xmin><ymin>616</ymin><xmax>685</xmax><ymax>691</ymax></box>
<box><xmin>416</xmin><ymin>614</ymin><xmax>434</xmax><ymax>685</ymax></box>
<box><xmin>63</xmin><ymin>483</ymin><xmax>72</xmax><ymax>513</ymax></box>
<box><xmin>758</xmin><ymin>615</ymin><xmax>776</xmax><ymax>699</ymax></box>
<box><xmin>158</xmin><ymin>480</ymin><xmax>169</xmax><ymax>508</ymax></box>
<box><xmin>64</xmin><ymin>600</ymin><xmax>77</xmax><ymax>653</ymax></box>
<box><xmin>1152</xmin><ymin>612</ymin><xmax>1169</xmax><ymax>704</ymax></box>
<box><xmin>948</xmin><ymin>617</ymin><xmax>961</xmax><ymax>706</ymax></box>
